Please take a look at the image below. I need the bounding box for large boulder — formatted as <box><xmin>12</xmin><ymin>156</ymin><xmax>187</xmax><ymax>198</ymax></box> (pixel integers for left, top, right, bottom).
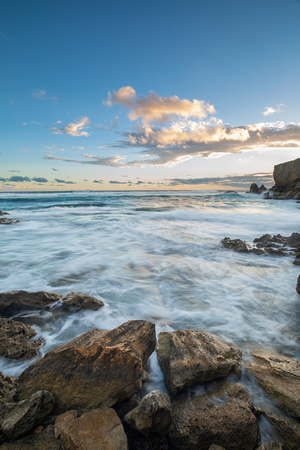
<box><xmin>0</xmin><ymin>390</ymin><xmax>55</xmax><ymax>440</ymax></box>
<box><xmin>62</xmin><ymin>292</ymin><xmax>104</xmax><ymax>310</ymax></box>
<box><xmin>18</xmin><ymin>320</ymin><xmax>156</xmax><ymax>414</ymax></box>
<box><xmin>0</xmin><ymin>317</ymin><xmax>43</xmax><ymax>360</ymax></box>
<box><xmin>157</xmin><ymin>329</ymin><xmax>242</xmax><ymax>395</ymax></box>
<box><xmin>247</xmin><ymin>349</ymin><xmax>300</xmax><ymax>418</ymax></box>
<box><xmin>168</xmin><ymin>383</ymin><xmax>260</xmax><ymax>450</ymax></box>
<box><xmin>263</xmin><ymin>411</ymin><xmax>300</xmax><ymax>450</ymax></box>
<box><xmin>0</xmin><ymin>291</ymin><xmax>63</xmax><ymax>316</ymax></box>
<box><xmin>125</xmin><ymin>390</ymin><xmax>172</xmax><ymax>436</ymax></box>
<box><xmin>271</xmin><ymin>158</ymin><xmax>300</xmax><ymax>199</ymax></box>
<box><xmin>55</xmin><ymin>407</ymin><xmax>128</xmax><ymax>449</ymax></box>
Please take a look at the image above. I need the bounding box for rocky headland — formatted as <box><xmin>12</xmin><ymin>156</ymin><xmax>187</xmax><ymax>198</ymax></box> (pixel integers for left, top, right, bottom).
<box><xmin>0</xmin><ymin>290</ymin><xmax>299</xmax><ymax>449</ymax></box>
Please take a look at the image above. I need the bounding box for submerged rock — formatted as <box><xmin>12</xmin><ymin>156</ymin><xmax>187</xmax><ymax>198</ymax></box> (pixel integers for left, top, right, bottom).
<box><xmin>62</xmin><ymin>291</ymin><xmax>105</xmax><ymax>310</ymax></box>
<box><xmin>221</xmin><ymin>237</ymin><xmax>249</xmax><ymax>253</ymax></box>
<box><xmin>247</xmin><ymin>349</ymin><xmax>300</xmax><ymax>418</ymax></box>
<box><xmin>168</xmin><ymin>383</ymin><xmax>260</xmax><ymax>450</ymax></box>
<box><xmin>157</xmin><ymin>329</ymin><xmax>242</xmax><ymax>395</ymax></box>
<box><xmin>18</xmin><ymin>320</ymin><xmax>156</xmax><ymax>414</ymax></box>
<box><xmin>0</xmin><ymin>390</ymin><xmax>55</xmax><ymax>440</ymax></box>
<box><xmin>125</xmin><ymin>390</ymin><xmax>172</xmax><ymax>436</ymax></box>
<box><xmin>0</xmin><ymin>291</ymin><xmax>63</xmax><ymax>317</ymax></box>
<box><xmin>263</xmin><ymin>411</ymin><xmax>300</xmax><ymax>450</ymax></box>
<box><xmin>0</xmin><ymin>317</ymin><xmax>44</xmax><ymax>360</ymax></box>
<box><xmin>0</xmin><ymin>212</ymin><xmax>20</xmax><ymax>225</ymax></box>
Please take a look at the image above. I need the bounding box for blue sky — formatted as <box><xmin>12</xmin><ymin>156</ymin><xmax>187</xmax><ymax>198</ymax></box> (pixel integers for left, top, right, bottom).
<box><xmin>1</xmin><ymin>0</ymin><xmax>300</xmax><ymax>191</ymax></box>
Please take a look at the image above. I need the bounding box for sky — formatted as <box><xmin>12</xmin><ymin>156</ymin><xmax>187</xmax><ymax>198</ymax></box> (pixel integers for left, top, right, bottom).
<box><xmin>1</xmin><ymin>0</ymin><xmax>300</xmax><ymax>191</ymax></box>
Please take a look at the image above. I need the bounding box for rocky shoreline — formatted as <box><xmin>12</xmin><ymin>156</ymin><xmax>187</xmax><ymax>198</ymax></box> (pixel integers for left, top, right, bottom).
<box><xmin>0</xmin><ymin>291</ymin><xmax>299</xmax><ymax>449</ymax></box>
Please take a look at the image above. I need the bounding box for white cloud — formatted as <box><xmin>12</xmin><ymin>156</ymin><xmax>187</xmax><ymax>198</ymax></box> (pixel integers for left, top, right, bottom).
<box><xmin>50</xmin><ymin>117</ymin><xmax>90</xmax><ymax>137</ymax></box>
<box><xmin>32</xmin><ymin>89</ymin><xmax>47</xmax><ymax>100</ymax></box>
<box><xmin>262</xmin><ymin>104</ymin><xmax>284</xmax><ymax>116</ymax></box>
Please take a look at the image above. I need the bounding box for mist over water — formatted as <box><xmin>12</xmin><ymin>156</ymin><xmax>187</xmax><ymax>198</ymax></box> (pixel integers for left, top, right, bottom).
<box><xmin>0</xmin><ymin>191</ymin><xmax>299</xmax><ymax>405</ymax></box>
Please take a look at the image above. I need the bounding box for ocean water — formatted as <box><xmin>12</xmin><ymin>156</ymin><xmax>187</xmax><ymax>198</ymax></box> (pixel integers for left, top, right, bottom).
<box><xmin>0</xmin><ymin>190</ymin><xmax>299</xmax><ymax>432</ymax></box>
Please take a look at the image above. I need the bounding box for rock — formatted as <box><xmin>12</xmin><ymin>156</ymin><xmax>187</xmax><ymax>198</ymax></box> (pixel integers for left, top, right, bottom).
<box><xmin>296</xmin><ymin>275</ymin><xmax>300</xmax><ymax>294</ymax></box>
<box><xmin>62</xmin><ymin>292</ymin><xmax>104</xmax><ymax>310</ymax></box>
<box><xmin>125</xmin><ymin>390</ymin><xmax>172</xmax><ymax>436</ymax></box>
<box><xmin>168</xmin><ymin>383</ymin><xmax>260</xmax><ymax>450</ymax></box>
<box><xmin>271</xmin><ymin>158</ymin><xmax>300</xmax><ymax>200</ymax></box>
<box><xmin>221</xmin><ymin>237</ymin><xmax>249</xmax><ymax>252</ymax></box>
<box><xmin>209</xmin><ymin>446</ymin><xmax>226</xmax><ymax>450</ymax></box>
<box><xmin>0</xmin><ymin>211</ymin><xmax>9</xmax><ymax>215</ymax></box>
<box><xmin>18</xmin><ymin>320</ymin><xmax>156</xmax><ymax>414</ymax></box>
<box><xmin>0</xmin><ymin>218</ymin><xmax>20</xmax><ymax>225</ymax></box>
<box><xmin>249</xmin><ymin>183</ymin><xmax>267</xmax><ymax>194</ymax></box>
<box><xmin>0</xmin><ymin>291</ymin><xmax>63</xmax><ymax>317</ymax></box>
<box><xmin>56</xmin><ymin>407</ymin><xmax>128</xmax><ymax>450</ymax></box>
<box><xmin>114</xmin><ymin>395</ymin><xmax>139</xmax><ymax>418</ymax></box>
<box><xmin>157</xmin><ymin>329</ymin><xmax>242</xmax><ymax>395</ymax></box>
<box><xmin>0</xmin><ymin>433</ymin><xmax>61</xmax><ymax>449</ymax></box>
<box><xmin>257</xmin><ymin>443</ymin><xmax>284</xmax><ymax>450</ymax></box>
<box><xmin>0</xmin><ymin>372</ymin><xmax>18</xmax><ymax>403</ymax></box>
<box><xmin>247</xmin><ymin>349</ymin><xmax>300</xmax><ymax>418</ymax></box>
<box><xmin>0</xmin><ymin>317</ymin><xmax>43</xmax><ymax>360</ymax></box>
<box><xmin>54</xmin><ymin>410</ymin><xmax>77</xmax><ymax>447</ymax></box>
<box><xmin>263</xmin><ymin>411</ymin><xmax>300</xmax><ymax>450</ymax></box>
<box><xmin>0</xmin><ymin>390</ymin><xmax>55</xmax><ymax>440</ymax></box>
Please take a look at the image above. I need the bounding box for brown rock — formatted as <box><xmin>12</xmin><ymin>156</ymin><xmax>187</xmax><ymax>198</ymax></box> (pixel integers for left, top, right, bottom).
<box><xmin>18</xmin><ymin>320</ymin><xmax>156</xmax><ymax>414</ymax></box>
<box><xmin>61</xmin><ymin>407</ymin><xmax>128</xmax><ymax>450</ymax></box>
<box><xmin>0</xmin><ymin>317</ymin><xmax>43</xmax><ymax>360</ymax></box>
<box><xmin>157</xmin><ymin>329</ymin><xmax>242</xmax><ymax>394</ymax></box>
<box><xmin>0</xmin><ymin>291</ymin><xmax>63</xmax><ymax>316</ymax></box>
<box><xmin>273</xmin><ymin>158</ymin><xmax>300</xmax><ymax>187</ymax></box>
<box><xmin>296</xmin><ymin>275</ymin><xmax>300</xmax><ymax>294</ymax></box>
<box><xmin>168</xmin><ymin>383</ymin><xmax>260</xmax><ymax>450</ymax></box>
<box><xmin>221</xmin><ymin>237</ymin><xmax>249</xmax><ymax>252</ymax></box>
<box><xmin>0</xmin><ymin>433</ymin><xmax>61</xmax><ymax>449</ymax></box>
<box><xmin>55</xmin><ymin>410</ymin><xmax>77</xmax><ymax>448</ymax></box>
<box><xmin>257</xmin><ymin>443</ymin><xmax>284</xmax><ymax>450</ymax></box>
<box><xmin>263</xmin><ymin>411</ymin><xmax>300</xmax><ymax>450</ymax></box>
<box><xmin>0</xmin><ymin>390</ymin><xmax>55</xmax><ymax>440</ymax></box>
<box><xmin>125</xmin><ymin>390</ymin><xmax>172</xmax><ymax>436</ymax></box>
<box><xmin>62</xmin><ymin>292</ymin><xmax>104</xmax><ymax>310</ymax></box>
<box><xmin>247</xmin><ymin>349</ymin><xmax>300</xmax><ymax>418</ymax></box>
<box><xmin>0</xmin><ymin>372</ymin><xmax>17</xmax><ymax>402</ymax></box>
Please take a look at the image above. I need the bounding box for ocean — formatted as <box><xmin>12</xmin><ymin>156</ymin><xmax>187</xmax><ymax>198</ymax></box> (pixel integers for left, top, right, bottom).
<box><xmin>0</xmin><ymin>190</ymin><xmax>299</xmax><ymax>425</ymax></box>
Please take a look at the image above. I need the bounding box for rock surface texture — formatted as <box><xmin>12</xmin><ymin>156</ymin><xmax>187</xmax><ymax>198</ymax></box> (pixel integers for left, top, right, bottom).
<box><xmin>62</xmin><ymin>291</ymin><xmax>105</xmax><ymax>310</ymax></box>
<box><xmin>263</xmin><ymin>411</ymin><xmax>300</xmax><ymax>450</ymax></box>
<box><xmin>0</xmin><ymin>372</ymin><xmax>17</xmax><ymax>403</ymax></box>
<box><xmin>0</xmin><ymin>317</ymin><xmax>43</xmax><ymax>360</ymax></box>
<box><xmin>247</xmin><ymin>349</ymin><xmax>300</xmax><ymax>418</ymax></box>
<box><xmin>157</xmin><ymin>329</ymin><xmax>242</xmax><ymax>395</ymax></box>
<box><xmin>0</xmin><ymin>291</ymin><xmax>63</xmax><ymax>316</ymax></box>
<box><xmin>125</xmin><ymin>390</ymin><xmax>172</xmax><ymax>436</ymax></box>
<box><xmin>168</xmin><ymin>383</ymin><xmax>260</xmax><ymax>450</ymax></box>
<box><xmin>270</xmin><ymin>158</ymin><xmax>300</xmax><ymax>199</ymax></box>
<box><xmin>18</xmin><ymin>320</ymin><xmax>156</xmax><ymax>414</ymax></box>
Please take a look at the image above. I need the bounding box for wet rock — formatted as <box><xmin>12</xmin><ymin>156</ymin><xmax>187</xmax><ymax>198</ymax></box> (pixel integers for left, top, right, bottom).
<box><xmin>62</xmin><ymin>291</ymin><xmax>104</xmax><ymax>310</ymax></box>
<box><xmin>56</xmin><ymin>407</ymin><xmax>128</xmax><ymax>450</ymax></box>
<box><xmin>168</xmin><ymin>383</ymin><xmax>260</xmax><ymax>450</ymax></box>
<box><xmin>263</xmin><ymin>411</ymin><xmax>300</xmax><ymax>450</ymax></box>
<box><xmin>249</xmin><ymin>183</ymin><xmax>268</xmax><ymax>194</ymax></box>
<box><xmin>296</xmin><ymin>275</ymin><xmax>300</xmax><ymax>294</ymax></box>
<box><xmin>270</xmin><ymin>158</ymin><xmax>300</xmax><ymax>200</ymax></box>
<box><xmin>257</xmin><ymin>443</ymin><xmax>284</xmax><ymax>450</ymax></box>
<box><xmin>0</xmin><ymin>372</ymin><xmax>18</xmax><ymax>403</ymax></box>
<box><xmin>114</xmin><ymin>395</ymin><xmax>139</xmax><ymax>418</ymax></box>
<box><xmin>18</xmin><ymin>320</ymin><xmax>156</xmax><ymax>414</ymax></box>
<box><xmin>221</xmin><ymin>237</ymin><xmax>249</xmax><ymax>252</ymax></box>
<box><xmin>125</xmin><ymin>390</ymin><xmax>172</xmax><ymax>436</ymax></box>
<box><xmin>0</xmin><ymin>291</ymin><xmax>63</xmax><ymax>317</ymax></box>
<box><xmin>0</xmin><ymin>390</ymin><xmax>55</xmax><ymax>440</ymax></box>
<box><xmin>0</xmin><ymin>317</ymin><xmax>44</xmax><ymax>360</ymax></box>
<box><xmin>157</xmin><ymin>329</ymin><xmax>242</xmax><ymax>395</ymax></box>
<box><xmin>0</xmin><ymin>211</ymin><xmax>9</xmax><ymax>215</ymax></box>
<box><xmin>247</xmin><ymin>349</ymin><xmax>300</xmax><ymax>418</ymax></box>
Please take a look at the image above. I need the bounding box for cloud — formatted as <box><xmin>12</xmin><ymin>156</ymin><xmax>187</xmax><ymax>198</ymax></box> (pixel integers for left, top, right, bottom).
<box><xmin>54</xmin><ymin>179</ymin><xmax>75</xmax><ymax>184</ymax></box>
<box><xmin>106</xmin><ymin>86</ymin><xmax>215</xmax><ymax>125</ymax></box>
<box><xmin>52</xmin><ymin>168</ymin><xmax>59</xmax><ymax>171</ymax></box>
<box><xmin>32</xmin><ymin>89</ymin><xmax>58</xmax><ymax>101</ymax></box>
<box><xmin>168</xmin><ymin>173</ymin><xmax>274</xmax><ymax>188</ymax></box>
<box><xmin>8</xmin><ymin>170</ymin><xmax>20</xmax><ymax>173</ymax></box>
<box><xmin>93</xmin><ymin>180</ymin><xmax>103</xmax><ymax>184</ymax></box>
<box><xmin>50</xmin><ymin>117</ymin><xmax>90</xmax><ymax>136</ymax></box>
<box><xmin>109</xmin><ymin>180</ymin><xmax>128</xmax><ymax>184</ymax></box>
<box><xmin>9</xmin><ymin>176</ymin><xmax>31</xmax><ymax>182</ymax></box>
<box><xmin>32</xmin><ymin>177</ymin><xmax>48</xmax><ymax>183</ymax></box>
<box><xmin>262</xmin><ymin>104</ymin><xmax>284</xmax><ymax>116</ymax></box>
<box><xmin>45</xmin><ymin>154</ymin><xmax>125</xmax><ymax>167</ymax></box>
<box><xmin>94</xmin><ymin>116</ymin><xmax>119</xmax><ymax>130</ymax></box>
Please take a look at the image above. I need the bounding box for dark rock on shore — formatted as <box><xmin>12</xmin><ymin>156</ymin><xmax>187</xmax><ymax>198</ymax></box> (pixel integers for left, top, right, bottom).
<box><xmin>262</xmin><ymin>411</ymin><xmax>300</xmax><ymax>450</ymax></box>
<box><xmin>0</xmin><ymin>318</ymin><xmax>43</xmax><ymax>360</ymax></box>
<box><xmin>270</xmin><ymin>158</ymin><xmax>300</xmax><ymax>200</ymax></box>
<box><xmin>0</xmin><ymin>390</ymin><xmax>55</xmax><ymax>440</ymax></box>
<box><xmin>168</xmin><ymin>383</ymin><xmax>260</xmax><ymax>450</ymax></box>
<box><xmin>157</xmin><ymin>329</ymin><xmax>242</xmax><ymax>395</ymax></box>
<box><xmin>124</xmin><ymin>390</ymin><xmax>172</xmax><ymax>436</ymax></box>
<box><xmin>222</xmin><ymin>237</ymin><xmax>251</xmax><ymax>253</ymax></box>
<box><xmin>18</xmin><ymin>320</ymin><xmax>156</xmax><ymax>414</ymax></box>
<box><xmin>0</xmin><ymin>291</ymin><xmax>63</xmax><ymax>317</ymax></box>
<box><xmin>247</xmin><ymin>349</ymin><xmax>300</xmax><ymax>418</ymax></box>
<box><xmin>249</xmin><ymin>183</ymin><xmax>268</xmax><ymax>194</ymax></box>
<box><xmin>62</xmin><ymin>291</ymin><xmax>104</xmax><ymax>310</ymax></box>
<box><xmin>0</xmin><ymin>211</ymin><xmax>20</xmax><ymax>225</ymax></box>
<box><xmin>296</xmin><ymin>275</ymin><xmax>300</xmax><ymax>294</ymax></box>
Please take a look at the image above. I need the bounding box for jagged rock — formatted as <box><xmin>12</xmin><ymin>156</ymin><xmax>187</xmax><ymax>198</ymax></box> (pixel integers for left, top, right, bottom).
<box><xmin>55</xmin><ymin>407</ymin><xmax>128</xmax><ymax>450</ymax></box>
<box><xmin>114</xmin><ymin>395</ymin><xmax>139</xmax><ymax>418</ymax></box>
<box><xmin>62</xmin><ymin>292</ymin><xmax>104</xmax><ymax>310</ymax></box>
<box><xmin>0</xmin><ymin>372</ymin><xmax>18</xmax><ymax>403</ymax></box>
<box><xmin>125</xmin><ymin>390</ymin><xmax>172</xmax><ymax>436</ymax></box>
<box><xmin>249</xmin><ymin>183</ymin><xmax>268</xmax><ymax>194</ymax></box>
<box><xmin>0</xmin><ymin>291</ymin><xmax>63</xmax><ymax>316</ymax></box>
<box><xmin>271</xmin><ymin>158</ymin><xmax>300</xmax><ymax>199</ymax></box>
<box><xmin>168</xmin><ymin>383</ymin><xmax>260</xmax><ymax>450</ymax></box>
<box><xmin>157</xmin><ymin>329</ymin><xmax>242</xmax><ymax>395</ymax></box>
<box><xmin>0</xmin><ymin>211</ymin><xmax>9</xmax><ymax>215</ymax></box>
<box><xmin>18</xmin><ymin>320</ymin><xmax>156</xmax><ymax>414</ymax></box>
<box><xmin>257</xmin><ymin>443</ymin><xmax>284</xmax><ymax>450</ymax></box>
<box><xmin>221</xmin><ymin>237</ymin><xmax>249</xmax><ymax>252</ymax></box>
<box><xmin>263</xmin><ymin>411</ymin><xmax>300</xmax><ymax>450</ymax></box>
<box><xmin>0</xmin><ymin>317</ymin><xmax>43</xmax><ymax>360</ymax></box>
<box><xmin>296</xmin><ymin>275</ymin><xmax>300</xmax><ymax>294</ymax></box>
<box><xmin>247</xmin><ymin>349</ymin><xmax>300</xmax><ymax>418</ymax></box>
<box><xmin>0</xmin><ymin>390</ymin><xmax>55</xmax><ymax>440</ymax></box>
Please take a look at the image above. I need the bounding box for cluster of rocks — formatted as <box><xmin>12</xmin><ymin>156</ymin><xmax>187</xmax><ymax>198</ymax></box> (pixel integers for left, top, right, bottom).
<box><xmin>0</xmin><ymin>294</ymin><xmax>299</xmax><ymax>449</ymax></box>
<box><xmin>0</xmin><ymin>212</ymin><xmax>19</xmax><ymax>225</ymax></box>
<box><xmin>222</xmin><ymin>232</ymin><xmax>300</xmax><ymax>265</ymax></box>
